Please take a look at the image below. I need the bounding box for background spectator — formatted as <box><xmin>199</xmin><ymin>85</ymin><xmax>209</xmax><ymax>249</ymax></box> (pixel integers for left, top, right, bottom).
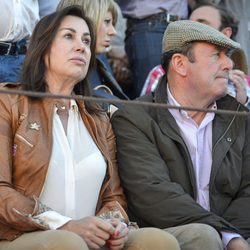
<box><xmin>118</xmin><ymin>0</ymin><xmax>189</xmax><ymax>99</ymax></box>
<box><xmin>142</xmin><ymin>2</ymin><xmax>250</xmax><ymax>108</ymax></box>
<box><xmin>0</xmin><ymin>0</ymin><xmax>39</xmax><ymax>82</ymax></box>
<box><xmin>57</xmin><ymin>0</ymin><xmax>128</xmax><ymax>103</ymax></box>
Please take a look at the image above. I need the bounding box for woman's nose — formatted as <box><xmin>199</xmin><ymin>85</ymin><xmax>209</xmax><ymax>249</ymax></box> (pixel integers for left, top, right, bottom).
<box><xmin>108</xmin><ymin>24</ymin><xmax>117</xmax><ymax>37</ymax></box>
<box><xmin>75</xmin><ymin>40</ymin><xmax>86</xmax><ymax>52</ymax></box>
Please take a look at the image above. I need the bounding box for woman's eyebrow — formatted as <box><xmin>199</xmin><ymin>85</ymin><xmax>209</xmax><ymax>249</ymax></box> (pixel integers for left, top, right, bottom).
<box><xmin>59</xmin><ymin>27</ymin><xmax>90</xmax><ymax>37</ymax></box>
<box><xmin>59</xmin><ymin>27</ymin><xmax>76</xmax><ymax>32</ymax></box>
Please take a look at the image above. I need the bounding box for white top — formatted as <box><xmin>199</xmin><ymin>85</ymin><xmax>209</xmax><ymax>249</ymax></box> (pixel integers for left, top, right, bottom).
<box><xmin>38</xmin><ymin>100</ymin><xmax>107</xmax><ymax>229</ymax></box>
<box><xmin>0</xmin><ymin>0</ymin><xmax>39</xmax><ymax>42</ymax></box>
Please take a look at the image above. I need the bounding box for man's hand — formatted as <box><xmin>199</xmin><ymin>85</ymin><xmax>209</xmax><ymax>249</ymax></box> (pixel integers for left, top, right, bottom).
<box><xmin>60</xmin><ymin>216</ymin><xmax>115</xmax><ymax>249</ymax></box>
<box><xmin>229</xmin><ymin>69</ymin><xmax>248</xmax><ymax>104</ymax></box>
<box><xmin>227</xmin><ymin>237</ymin><xmax>250</xmax><ymax>250</ymax></box>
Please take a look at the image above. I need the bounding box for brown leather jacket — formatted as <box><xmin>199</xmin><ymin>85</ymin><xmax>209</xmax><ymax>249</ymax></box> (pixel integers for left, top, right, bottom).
<box><xmin>0</xmin><ymin>83</ymin><xmax>127</xmax><ymax>241</ymax></box>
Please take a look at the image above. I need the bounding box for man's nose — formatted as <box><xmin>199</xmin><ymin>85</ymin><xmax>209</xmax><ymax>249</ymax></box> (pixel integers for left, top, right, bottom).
<box><xmin>221</xmin><ymin>53</ymin><xmax>234</xmax><ymax>71</ymax></box>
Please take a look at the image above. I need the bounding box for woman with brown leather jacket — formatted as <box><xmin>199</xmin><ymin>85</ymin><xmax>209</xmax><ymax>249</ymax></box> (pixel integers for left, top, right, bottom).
<box><xmin>0</xmin><ymin>5</ymin><xmax>179</xmax><ymax>250</ymax></box>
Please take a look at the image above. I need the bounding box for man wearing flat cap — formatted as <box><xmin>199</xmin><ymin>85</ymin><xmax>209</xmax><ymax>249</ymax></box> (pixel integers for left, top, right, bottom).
<box><xmin>112</xmin><ymin>20</ymin><xmax>250</xmax><ymax>250</ymax></box>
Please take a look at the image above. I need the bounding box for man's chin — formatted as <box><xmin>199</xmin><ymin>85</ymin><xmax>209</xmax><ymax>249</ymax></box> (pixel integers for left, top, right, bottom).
<box><xmin>215</xmin><ymin>89</ymin><xmax>227</xmax><ymax>101</ymax></box>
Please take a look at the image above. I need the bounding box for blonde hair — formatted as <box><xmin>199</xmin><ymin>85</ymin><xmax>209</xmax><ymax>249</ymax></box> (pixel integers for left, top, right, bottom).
<box><xmin>57</xmin><ymin>0</ymin><xmax>118</xmax><ymax>32</ymax></box>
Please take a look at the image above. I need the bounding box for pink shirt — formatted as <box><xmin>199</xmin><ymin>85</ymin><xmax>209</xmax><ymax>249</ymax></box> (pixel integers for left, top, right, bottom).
<box><xmin>245</xmin><ymin>75</ymin><xmax>250</xmax><ymax>86</ymax></box>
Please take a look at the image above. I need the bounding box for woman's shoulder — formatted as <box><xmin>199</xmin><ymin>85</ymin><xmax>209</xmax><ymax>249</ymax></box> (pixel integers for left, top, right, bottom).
<box><xmin>0</xmin><ymin>82</ymin><xmax>22</xmax><ymax>89</ymax></box>
<box><xmin>0</xmin><ymin>82</ymin><xmax>24</xmax><ymax>97</ymax></box>
<box><xmin>0</xmin><ymin>82</ymin><xmax>26</xmax><ymax>107</ymax></box>
<box><xmin>92</xmin><ymin>109</ymin><xmax>111</xmax><ymax>124</ymax></box>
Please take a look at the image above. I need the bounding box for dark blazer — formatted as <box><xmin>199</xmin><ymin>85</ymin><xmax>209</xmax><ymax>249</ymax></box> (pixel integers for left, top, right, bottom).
<box><xmin>111</xmin><ymin>75</ymin><xmax>250</xmax><ymax>239</ymax></box>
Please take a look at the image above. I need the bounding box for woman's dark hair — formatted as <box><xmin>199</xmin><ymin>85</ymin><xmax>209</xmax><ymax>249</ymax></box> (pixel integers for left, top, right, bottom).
<box><xmin>20</xmin><ymin>6</ymin><xmax>98</xmax><ymax>113</ymax></box>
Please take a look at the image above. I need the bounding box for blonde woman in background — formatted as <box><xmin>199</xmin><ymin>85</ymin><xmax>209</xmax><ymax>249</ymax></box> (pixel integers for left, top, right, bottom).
<box><xmin>58</xmin><ymin>0</ymin><xmax>128</xmax><ymax>102</ymax></box>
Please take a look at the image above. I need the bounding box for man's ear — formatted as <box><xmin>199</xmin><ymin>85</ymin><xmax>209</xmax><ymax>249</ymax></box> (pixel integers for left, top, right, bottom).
<box><xmin>171</xmin><ymin>53</ymin><xmax>188</xmax><ymax>76</ymax></box>
<box><xmin>221</xmin><ymin>27</ymin><xmax>232</xmax><ymax>38</ymax></box>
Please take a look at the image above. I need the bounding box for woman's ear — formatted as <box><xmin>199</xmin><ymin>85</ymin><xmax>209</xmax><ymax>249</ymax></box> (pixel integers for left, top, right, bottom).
<box><xmin>221</xmin><ymin>27</ymin><xmax>232</xmax><ymax>38</ymax></box>
<box><xmin>170</xmin><ymin>53</ymin><xmax>188</xmax><ymax>76</ymax></box>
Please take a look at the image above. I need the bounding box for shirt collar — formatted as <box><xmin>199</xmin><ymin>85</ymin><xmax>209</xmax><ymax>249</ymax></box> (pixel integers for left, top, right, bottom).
<box><xmin>70</xmin><ymin>99</ymin><xmax>79</xmax><ymax>112</ymax></box>
<box><xmin>54</xmin><ymin>99</ymin><xmax>79</xmax><ymax>113</ymax></box>
<box><xmin>166</xmin><ymin>85</ymin><xmax>217</xmax><ymax>123</ymax></box>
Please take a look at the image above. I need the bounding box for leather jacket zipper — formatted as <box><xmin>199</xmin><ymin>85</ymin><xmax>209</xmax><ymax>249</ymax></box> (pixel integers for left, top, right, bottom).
<box><xmin>16</xmin><ymin>134</ymin><xmax>34</xmax><ymax>148</ymax></box>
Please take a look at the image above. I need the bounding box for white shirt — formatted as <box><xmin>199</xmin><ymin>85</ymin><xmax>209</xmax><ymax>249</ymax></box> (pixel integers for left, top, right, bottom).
<box><xmin>0</xmin><ymin>0</ymin><xmax>39</xmax><ymax>42</ymax></box>
<box><xmin>38</xmin><ymin>100</ymin><xmax>107</xmax><ymax>229</ymax></box>
<box><xmin>167</xmin><ymin>86</ymin><xmax>241</xmax><ymax>248</ymax></box>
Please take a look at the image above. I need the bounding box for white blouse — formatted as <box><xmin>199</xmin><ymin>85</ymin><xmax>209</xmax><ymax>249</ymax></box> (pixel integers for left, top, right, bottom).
<box><xmin>38</xmin><ymin>100</ymin><xmax>107</xmax><ymax>229</ymax></box>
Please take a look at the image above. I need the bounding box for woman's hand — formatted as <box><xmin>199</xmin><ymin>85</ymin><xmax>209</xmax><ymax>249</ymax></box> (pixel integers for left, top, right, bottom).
<box><xmin>106</xmin><ymin>219</ymin><xmax>129</xmax><ymax>250</ymax></box>
<box><xmin>60</xmin><ymin>216</ymin><xmax>115</xmax><ymax>249</ymax></box>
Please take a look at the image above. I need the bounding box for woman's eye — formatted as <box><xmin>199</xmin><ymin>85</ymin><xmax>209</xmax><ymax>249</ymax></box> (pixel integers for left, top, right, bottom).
<box><xmin>64</xmin><ymin>33</ymin><xmax>72</xmax><ymax>39</ymax></box>
<box><xmin>82</xmin><ymin>38</ymin><xmax>91</xmax><ymax>46</ymax></box>
<box><xmin>104</xmin><ymin>19</ymin><xmax>111</xmax><ymax>25</ymax></box>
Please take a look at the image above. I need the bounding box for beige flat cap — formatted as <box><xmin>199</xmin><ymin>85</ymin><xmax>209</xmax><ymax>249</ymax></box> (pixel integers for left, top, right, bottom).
<box><xmin>162</xmin><ymin>20</ymin><xmax>240</xmax><ymax>53</ymax></box>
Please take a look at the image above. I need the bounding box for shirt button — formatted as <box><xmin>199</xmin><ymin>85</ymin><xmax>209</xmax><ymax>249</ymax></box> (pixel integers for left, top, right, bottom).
<box><xmin>227</xmin><ymin>137</ymin><xmax>232</xmax><ymax>142</ymax></box>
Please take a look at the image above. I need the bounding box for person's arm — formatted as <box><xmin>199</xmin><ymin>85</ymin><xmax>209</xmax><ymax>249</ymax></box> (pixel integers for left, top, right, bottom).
<box><xmin>111</xmin><ymin>107</ymin><xmax>237</xmax><ymax>232</ymax></box>
<box><xmin>220</xmin><ymin>114</ymin><xmax>250</xmax><ymax>240</ymax></box>
<box><xmin>92</xmin><ymin>113</ymin><xmax>129</xmax><ymax>224</ymax></box>
<box><xmin>0</xmin><ymin>93</ymin><xmax>49</xmax><ymax>232</ymax></box>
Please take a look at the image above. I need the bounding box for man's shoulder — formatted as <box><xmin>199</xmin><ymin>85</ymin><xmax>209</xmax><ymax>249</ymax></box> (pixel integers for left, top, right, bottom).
<box><xmin>114</xmin><ymin>93</ymin><xmax>154</xmax><ymax>114</ymax></box>
<box><xmin>111</xmin><ymin>93</ymin><xmax>156</xmax><ymax>125</ymax></box>
<box><xmin>216</xmin><ymin>95</ymin><xmax>250</xmax><ymax>130</ymax></box>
